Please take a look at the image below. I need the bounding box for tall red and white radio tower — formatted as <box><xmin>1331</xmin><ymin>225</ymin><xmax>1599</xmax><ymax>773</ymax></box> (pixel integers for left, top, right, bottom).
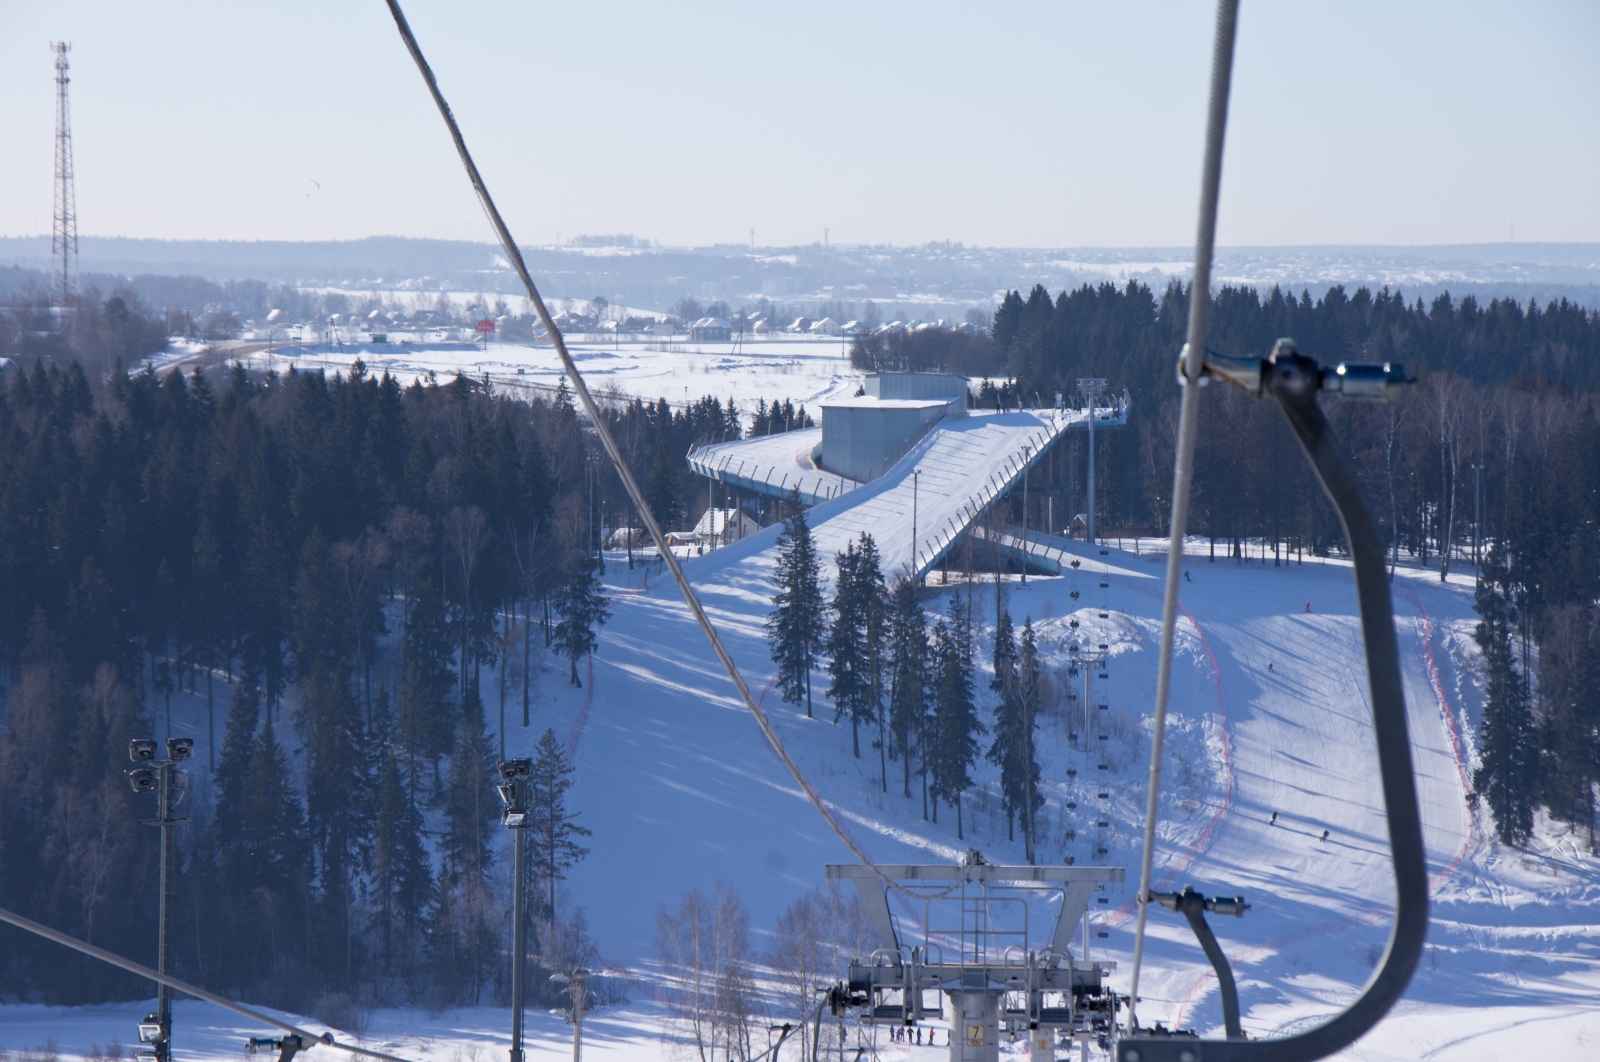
<box><xmin>51</xmin><ymin>41</ymin><xmax>79</xmax><ymax>304</ymax></box>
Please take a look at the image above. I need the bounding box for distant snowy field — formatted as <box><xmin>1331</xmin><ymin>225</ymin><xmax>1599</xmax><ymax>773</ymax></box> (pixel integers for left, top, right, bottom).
<box><xmin>5</xmin><ymin>541</ymin><xmax>1598</xmax><ymax>1060</ymax></box>
<box><xmin>152</xmin><ymin>335</ymin><xmax>865</xmax><ymax>414</ymax></box>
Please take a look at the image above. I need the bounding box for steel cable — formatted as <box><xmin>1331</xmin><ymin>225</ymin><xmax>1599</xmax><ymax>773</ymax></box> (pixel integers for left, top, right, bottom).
<box><xmin>1126</xmin><ymin>0</ymin><xmax>1240</xmax><ymax>1033</ymax></box>
<box><xmin>0</xmin><ymin>905</ymin><xmax>414</xmax><ymax>1062</ymax></box>
<box><xmin>381</xmin><ymin>0</ymin><xmax>917</xmax><ymax>897</ymax></box>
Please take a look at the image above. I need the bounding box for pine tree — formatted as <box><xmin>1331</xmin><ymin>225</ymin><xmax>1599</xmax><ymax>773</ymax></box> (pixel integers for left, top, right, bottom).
<box><xmin>190</xmin><ymin>517</ymin><xmax>225</xmax><ymax>771</ymax></box>
<box><xmin>293</xmin><ymin>527</ymin><xmax>351</xmax><ymax>680</ymax></box>
<box><xmin>887</xmin><ymin>580</ymin><xmax>929</xmax><ymax>804</ymax></box>
<box><xmin>553</xmin><ymin>564</ymin><xmax>611</xmax><ymax>687</ymax></box>
<box><xmin>647</xmin><ymin>439</ymin><xmax>682</xmax><ymax>531</ymax></box>
<box><xmin>857</xmin><ymin>535</ymin><xmax>890</xmax><ymax>787</ymax></box>
<box><xmin>1472</xmin><ymin>553</ymin><xmax>1537</xmax><ymax>846</ymax></box>
<box><xmin>236</xmin><ymin>716</ymin><xmax>308</xmax><ymax>900</ymax></box>
<box><xmin>825</xmin><ymin>539</ymin><xmax>870</xmax><ymax>755</ymax></box>
<box><xmin>442</xmin><ymin>676</ymin><xmax>497</xmax><ymax>885</ymax></box>
<box><xmin>370</xmin><ymin>686</ymin><xmax>433</xmax><ymax>971</ymax></box>
<box><xmin>214</xmin><ymin>678</ymin><xmax>261</xmax><ymax>842</ymax></box>
<box><xmin>399</xmin><ymin>575</ymin><xmax>456</xmax><ymax>786</ymax></box>
<box><xmin>1016</xmin><ymin>619</ymin><xmax>1043</xmax><ymax>860</ymax></box>
<box><xmin>767</xmin><ymin>495</ymin><xmax>824</xmax><ymax>716</ymax></box>
<box><xmin>930</xmin><ymin>594</ymin><xmax>983</xmax><ymax>839</ymax></box>
<box><xmin>302</xmin><ymin>663</ymin><xmax>368</xmax><ymax>923</ymax></box>
<box><xmin>528</xmin><ymin>728</ymin><xmax>591</xmax><ymax>922</ymax></box>
<box><xmin>987</xmin><ymin>609</ymin><xmax>1025</xmax><ymax>841</ymax></box>
<box><xmin>1539</xmin><ymin>611</ymin><xmax>1600</xmax><ymax>845</ymax></box>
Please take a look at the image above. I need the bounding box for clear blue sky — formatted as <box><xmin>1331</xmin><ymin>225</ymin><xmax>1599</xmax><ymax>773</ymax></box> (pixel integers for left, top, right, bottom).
<box><xmin>2</xmin><ymin>1</ymin><xmax>1596</xmax><ymax>248</ymax></box>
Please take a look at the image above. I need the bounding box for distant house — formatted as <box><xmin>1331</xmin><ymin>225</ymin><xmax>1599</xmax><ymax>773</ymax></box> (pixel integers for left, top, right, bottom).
<box><xmin>752</xmin><ymin>319</ymin><xmax>771</xmax><ymax>334</ymax></box>
<box><xmin>809</xmin><ymin>317</ymin><xmax>841</xmax><ymax>336</ymax></box>
<box><xmin>692</xmin><ymin>507</ymin><xmax>761</xmax><ymax>544</ymax></box>
<box><xmin>786</xmin><ymin>317</ymin><xmax>812</xmax><ymax>333</ymax></box>
<box><xmin>553</xmin><ymin>312</ymin><xmax>596</xmax><ymax>332</ymax></box>
<box><xmin>688</xmin><ymin>316</ymin><xmax>732</xmax><ymax>341</ymax></box>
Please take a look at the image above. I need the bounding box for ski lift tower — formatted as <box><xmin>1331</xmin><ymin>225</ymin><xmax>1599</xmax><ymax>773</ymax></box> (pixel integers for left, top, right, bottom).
<box><xmin>826</xmin><ymin>853</ymin><xmax>1124</xmax><ymax>1062</ymax></box>
<box><xmin>1075</xmin><ymin>380</ymin><xmax>1107</xmax><ymax>546</ymax></box>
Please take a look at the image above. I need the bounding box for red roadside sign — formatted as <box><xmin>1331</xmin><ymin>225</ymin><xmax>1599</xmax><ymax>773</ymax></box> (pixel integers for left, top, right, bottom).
<box><xmin>475</xmin><ymin>318</ymin><xmax>496</xmax><ymax>333</ymax></box>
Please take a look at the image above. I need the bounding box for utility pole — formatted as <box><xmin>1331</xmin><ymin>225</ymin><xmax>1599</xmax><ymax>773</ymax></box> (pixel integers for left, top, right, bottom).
<box><xmin>1076</xmin><ymin>380</ymin><xmax>1106</xmax><ymax>546</ymax></box>
<box><xmin>552</xmin><ymin>968</ymin><xmax>590</xmax><ymax>1062</ymax></box>
<box><xmin>911</xmin><ymin>468</ymin><xmax>919</xmax><ymax>585</ymax></box>
<box><xmin>1020</xmin><ymin>445</ymin><xmax>1031</xmax><ymax>586</ymax></box>
<box><xmin>496</xmin><ymin>758</ymin><xmax>533</xmax><ymax>1062</ymax></box>
<box><xmin>128</xmin><ymin>737</ymin><xmax>192</xmax><ymax>1062</ymax></box>
<box><xmin>51</xmin><ymin>42</ymin><xmax>79</xmax><ymax>305</ymax></box>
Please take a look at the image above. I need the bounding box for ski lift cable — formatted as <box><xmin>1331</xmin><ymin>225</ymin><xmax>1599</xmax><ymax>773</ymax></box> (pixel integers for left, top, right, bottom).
<box><xmin>1126</xmin><ymin>0</ymin><xmax>1241</xmax><ymax>1031</ymax></box>
<box><xmin>0</xmin><ymin>904</ymin><xmax>416</xmax><ymax>1062</ymax></box>
<box><xmin>1123</xmin><ymin>2</ymin><xmax>1429</xmax><ymax>1058</ymax></box>
<box><xmin>380</xmin><ymin>0</ymin><xmax>915</xmax><ymax>898</ymax></box>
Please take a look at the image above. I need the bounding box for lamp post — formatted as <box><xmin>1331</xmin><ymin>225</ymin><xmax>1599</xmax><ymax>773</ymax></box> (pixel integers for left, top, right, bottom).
<box><xmin>496</xmin><ymin>757</ymin><xmax>533</xmax><ymax>1062</ymax></box>
<box><xmin>127</xmin><ymin>736</ymin><xmax>192</xmax><ymax>1062</ymax></box>
<box><xmin>911</xmin><ymin>469</ymin><xmax>919</xmax><ymax>586</ymax></box>
<box><xmin>550</xmin><ymin>967</ymin><xmax>590</xmax><ymax>1062</ymax></box>
<box><xmin>1076</xmin><ymin>379</ymin><xmax>1106</xmax><ymax>546</ymax></box>
<box><xmin>1020</xmin><ymin>445</ymin><xmax>1031</xmax><ymax>587</ymax></box>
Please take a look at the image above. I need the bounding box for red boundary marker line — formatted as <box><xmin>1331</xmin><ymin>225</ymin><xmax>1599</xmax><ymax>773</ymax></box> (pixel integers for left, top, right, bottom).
<box><xmin>1170</xmin><ymin>591</ymin><xmax>1480</xmax><ymax>1031</ymax></box>
<box><xmin>1406</xmin><ymin>594</ymin><xmax>1475</xmax><ymax>890</ymax></box>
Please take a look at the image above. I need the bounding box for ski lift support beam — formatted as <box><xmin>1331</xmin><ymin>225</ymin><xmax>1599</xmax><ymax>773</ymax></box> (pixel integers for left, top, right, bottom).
<box><xmin>1121</xmin><ymin>344</ymin><xmax>1424</xmax><ymax>1062</ymax></box>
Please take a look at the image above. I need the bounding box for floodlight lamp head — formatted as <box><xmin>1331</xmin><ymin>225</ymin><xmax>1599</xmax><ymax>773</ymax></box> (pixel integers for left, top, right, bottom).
<box><xmin>128</xmin><ymin>768</ymin><xmax>157</xmax><ymax>794</ymax></box>
<box><xmin>167</xmin><ymin>736</ymin><xmax>193</xmax><ymax>761</ymax></box>
<box><xmin>497</xmin><ymin>757</ymin><xmax>532</xmax><ymax>780</ymax></box>
<box><xmin>129</xmin><ymin>738</ymin><xmax>157</xmax><ymax>762</ymax></box>
<box><xmin>137</xmin><ymin>1015</ymin><xmax>165</xmax><ymax>1043</ymax></box>
<box><xmin>496</xmin><ymin>780</ymin><xmax>517</xmax><ymax>808</ymax></box>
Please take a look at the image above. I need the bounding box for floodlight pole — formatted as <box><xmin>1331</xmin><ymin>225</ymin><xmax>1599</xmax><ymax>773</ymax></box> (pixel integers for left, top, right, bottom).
<box><xmin>130</xmin><ymin>737</ymin><xmax>190</xmax><ymax>1062</ymax></box>
<box><xmin>497</xmin><ymin>757</ymin><xmax>533</xmax><ymax>1062</ymax></box>
<box><xmin>569</xmin><ymin>968</ymin><xmax>589</xmax><ymax>1062</ymax></box>
<box><xmin>156</xmin><ymin>759</ymin><xmax>176</xmax><ymax>1062</ymax></box>
<box><xmin>510</xmin><ymin>826</ymin><xmax>527</xmax><ymax>1062</ymax></box>
<box><xmin>1020</xmin><ymin>446</ymin><xmax>1030</xmax><ymax>586</ymax></box>
<box><xmin>1077</xmin><ymin>380</ymin><xmax>1106</xmax><ymax>546</ymax></box>
<box><xmin>911</xmin><ymin>469</ymin><xmax>919</xmax><ymax>585</ymax></box>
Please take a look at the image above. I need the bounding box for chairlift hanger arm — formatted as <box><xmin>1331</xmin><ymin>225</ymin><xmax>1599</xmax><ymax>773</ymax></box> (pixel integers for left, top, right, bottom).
<box><xmin>1120</xmin><ymin>343</ymin><xmax>1427</xmax><ymax>1061</ymax></box>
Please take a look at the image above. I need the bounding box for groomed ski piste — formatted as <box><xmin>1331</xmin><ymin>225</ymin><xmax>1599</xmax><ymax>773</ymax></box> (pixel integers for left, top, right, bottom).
<box><xmin>8</xmin><ymin>414</ymin><xmax>1600</xmax><ymax>1061</ymax></box>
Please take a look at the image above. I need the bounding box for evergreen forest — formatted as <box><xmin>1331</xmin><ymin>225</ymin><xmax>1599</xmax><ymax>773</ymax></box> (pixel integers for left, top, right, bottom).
<box><xmin>3</xmin><ymin>275</ymin><xmax>1600</xmax><ymax>1016</ymax></box>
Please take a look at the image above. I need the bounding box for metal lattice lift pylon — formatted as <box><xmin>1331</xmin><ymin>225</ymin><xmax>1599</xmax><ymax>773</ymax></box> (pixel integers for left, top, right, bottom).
<box><xmin>825</xmin><ymin>854</ymin><xmax>1125</xmax><ymax>1062</ymax></box>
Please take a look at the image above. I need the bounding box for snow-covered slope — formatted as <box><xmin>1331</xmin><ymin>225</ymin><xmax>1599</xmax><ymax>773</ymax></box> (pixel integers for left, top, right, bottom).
<box><xmin>8</xmin><ymin>540</ymin><xmax>1599</xmax><ymax>1060</ymax></box>
<box><xmin>545</xmin><ymin>533</ymin><xmax>1600</xmax><ymax>1057</ymax></box>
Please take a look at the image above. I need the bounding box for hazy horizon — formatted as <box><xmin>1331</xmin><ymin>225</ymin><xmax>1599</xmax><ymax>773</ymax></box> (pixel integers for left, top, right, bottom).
<box><xmin>2</xmin><ymin>1</ymin><xmax>1596</xmax><ymax>250</ymax></box>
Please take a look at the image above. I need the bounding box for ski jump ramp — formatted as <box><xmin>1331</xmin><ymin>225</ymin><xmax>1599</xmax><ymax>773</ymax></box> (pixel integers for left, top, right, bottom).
<box><xmin>687</xmin><ymin>405</ymin><xmax>1126</xmax><ymax>583</ymax></box>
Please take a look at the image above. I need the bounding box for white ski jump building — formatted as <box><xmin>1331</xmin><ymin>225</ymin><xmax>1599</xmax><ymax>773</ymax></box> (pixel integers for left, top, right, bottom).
<box><xmin>686</xmin><ymin>372</ymin><xmax>1128</xmax><ymax>583</ymax></box>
